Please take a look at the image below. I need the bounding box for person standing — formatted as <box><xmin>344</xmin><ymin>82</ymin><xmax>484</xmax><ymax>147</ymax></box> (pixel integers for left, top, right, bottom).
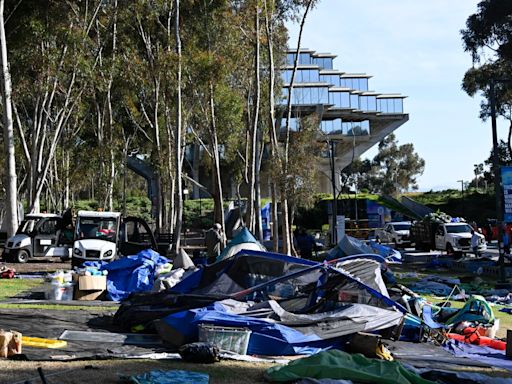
<box><xmin>471</xmin><ymin>229</ymin><xmax>480</xmax><ymax>257</ymax></box>
<box><xmin>205</xmin><ymin>223</ymin><xmax>225</xmax><ymax>264</ymax></box>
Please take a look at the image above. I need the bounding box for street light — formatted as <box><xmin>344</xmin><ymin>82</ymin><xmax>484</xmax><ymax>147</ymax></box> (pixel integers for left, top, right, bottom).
<box><xmin>457</xmin><ymin>179</ymin><xmax>464</xmax><ymax>217</ymax></box>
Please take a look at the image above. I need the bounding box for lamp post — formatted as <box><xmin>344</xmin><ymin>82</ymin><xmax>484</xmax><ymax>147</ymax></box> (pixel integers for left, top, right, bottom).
<box><xmin>329</xmin><ymin>139</ymin><xmax>338</xmax><ymax>245</ymax></box>
<box><xmin>457</xmin><ymin>179</ymin><xmax>464</xmax><ymax>217</ymax></box>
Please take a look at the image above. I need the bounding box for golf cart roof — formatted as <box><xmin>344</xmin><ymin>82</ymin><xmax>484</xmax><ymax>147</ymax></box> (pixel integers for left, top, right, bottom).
<box><xmin>24</xmin><ymin>213</ymin><xmax>62</xmax><ymax>219</ymax></box>
<box><xmin>77</xmin><ymin>210</ymin><xmax>121</xmax><ymax>219</ymax></box>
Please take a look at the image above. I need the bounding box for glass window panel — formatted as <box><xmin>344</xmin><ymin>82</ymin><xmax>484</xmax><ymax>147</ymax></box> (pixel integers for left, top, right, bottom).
<box><xmin>368</xmin><ymin>96</ymin><xmax>377</xmax><ymax>111</ymax></box>
<box><xmin>359</xmin><ymin>78</ymin><xmax>368</xmax><ymax>91</ymax></box>
<box><xmin>311</xmin><ymin>70</ymin><xmax>319</xmax><ymax>82</ymax></box>
<box><xmin>394</xmin><ymin>99</ymin><xmax>403</xmax><ymax>113</ymax></box>
<box><xmin>387</xmin><ymin>99</ymin><xmax>394</xmax><ymax>113</ymax></box>
<box><xmin>311</xmin><ymin>87</ymin><xmax>319</xmax><ymax>103</ymax></box>
<box><xmin>299</xmin><ymin>53</ymin><xmax>310</xmax><ymax>65</ymax></box>
<box><xmin>300</xmin><ymin>70</ymin><xmax>307</xmax><ymax>83</ymax></box>
<box><xmin>340</xmin><ymin>92</ymin><xmax>350</xmax><ymax>107</ymax></box>
<box><xmin>286</xmin><ymin>53</ymin><xmax>295</xmax><ymax>66</ymax></box>
<box><xmin>361</xmin><ymin>96</ymin><xmax>369</xmax><ymax>111</ymax></box>
<box><xmin>350</xmin><ymin>94</ymin><xmax>359</xmax><ymax>109</ymax></box>
<box><xmin>320</xmin><ymin>87</ymin><xmax>328</xmax><ymax>103</ymax></box>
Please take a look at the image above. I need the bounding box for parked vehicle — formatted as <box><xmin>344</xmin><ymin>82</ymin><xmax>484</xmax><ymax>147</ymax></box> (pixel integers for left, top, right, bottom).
<box><xmin>411</xmin><ymin>219</ymin><xmax>486</xmax><ymax>254</ymax></box>
<box><xmin>71</xmin><ymin>211</ymin><xmax>158</xmax><ymax>268</ymax></box>
<box><xmin>374</xmin><ymin>221</ymin><xmax>411</xmax><ymax>247</ymax></box>
<box><xmin>2</xmin><ymin>213</ymin><xmax>72</xmax><ymax>263</ymax></box>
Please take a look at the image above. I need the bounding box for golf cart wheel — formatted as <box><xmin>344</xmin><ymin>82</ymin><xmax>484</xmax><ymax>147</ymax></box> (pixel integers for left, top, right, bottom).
<box><xmin>16</xmin><ymin>250</ymin><xmax>29</xmax><ymax>263</ymax></box>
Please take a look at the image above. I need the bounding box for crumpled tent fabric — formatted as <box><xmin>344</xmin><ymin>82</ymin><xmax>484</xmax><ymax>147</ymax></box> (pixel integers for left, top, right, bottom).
<box><xmin>216</xmin><ymin>227</ymin><xmax>266</xmax><ymax>261</ymax></box>
<box><xmin>127</xmin><ymin>369</ymin><xmax>209</xmax><ymax>384</ymax></box>
<box><xmin>335</xmin><ymin>258</ymin><xmax>389</xmax><ymax>297</ymax></box>
<box><xmin>443</xmin><ymin>295</ymin><xmax>495</xmax><ymax>326</ymax></box>
<box><xmin>327</xmin><ymin>235</ymin><xmax>401</xmax><ymax>262</ymax></box>
<box><xmin>172</xmin><ymin>249</ymin><xmax>195</xmax><ymax>270</ymax></box>
<box><xmin>443</xmin><ymin>339</ymin><xmax>512</xmax><ymax>372</ymax></box>
<box><xmin>100</xmin><ymin>249</ymin><xmax>169</xmax><ymax>301</ymax></box>
<box><xmin>264</xmin><ymin>350</ymin><xmax>436</xmax><ymax>384</ymax></box>
<box><xmin>158</xmin><ymin>299</ymin><xmax>403</xmax><ymax>356</ymax></box>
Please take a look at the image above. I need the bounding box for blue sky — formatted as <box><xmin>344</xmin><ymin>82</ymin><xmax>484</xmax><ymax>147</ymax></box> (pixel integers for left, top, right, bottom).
<box><xmin>287</xmin><ymin>0</ymin><xmax>507</xmax><ymax>191</ymax></box>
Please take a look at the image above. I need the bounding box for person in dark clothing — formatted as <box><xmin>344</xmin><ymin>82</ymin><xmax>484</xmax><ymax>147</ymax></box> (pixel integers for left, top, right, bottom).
<box><xmin>205</xmin><ymin>223</ymin><xmax>225</xmax><ymax>264</ymax></box>
<box><xmin>296</xmin><ymin>228</ymin><xmax>315</xmax><ymax>259</ymax></box>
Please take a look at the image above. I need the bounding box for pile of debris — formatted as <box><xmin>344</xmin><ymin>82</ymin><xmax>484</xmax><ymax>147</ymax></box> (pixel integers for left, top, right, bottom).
<box><xmin>2</xmin><ymin>230</ymin><xmax>512</xmax><ymax>384</ymax></box>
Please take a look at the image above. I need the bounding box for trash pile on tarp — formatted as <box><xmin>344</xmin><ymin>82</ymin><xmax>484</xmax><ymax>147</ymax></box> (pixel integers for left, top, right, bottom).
<box><xmin>83</xmin><ymin>249</ymin><xmax>170</xmax><ymax>301</ymax></box>
<box><xmin>327</xmin><ymin>234</ymin><xmax>402</xmax><ymax>263</ymax></box>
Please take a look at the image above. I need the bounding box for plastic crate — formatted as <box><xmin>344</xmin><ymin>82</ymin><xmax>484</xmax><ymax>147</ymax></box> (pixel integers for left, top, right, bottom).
<box><xmin>198</xmin><ymin>324</ymin><xmax>251</xmax><ymax>355</ymax></box>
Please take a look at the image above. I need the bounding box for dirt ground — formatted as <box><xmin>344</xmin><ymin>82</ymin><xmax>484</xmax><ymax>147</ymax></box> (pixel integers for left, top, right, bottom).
<box><xmin>0</xmin><ymin>256</ymin><xmax>70</xmax><ymax>274</ymax></box>
<box><xmin>0</xmin><ymin>359</ymin><xmax>273</xmax><ymax>384</ymax></box>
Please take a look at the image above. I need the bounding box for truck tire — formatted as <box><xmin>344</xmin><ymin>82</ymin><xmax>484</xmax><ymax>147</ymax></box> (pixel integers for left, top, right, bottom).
<box><xmin>16</xmin><ymin>250</ymin><xmax>29</xmax><ymax>263</ymax></box>
<box><xmin>446</xmin><ymin>243</ymin><xmax>454</xmax><ymax>255</ymax></box>
<box><xmin>376</xmin><ymin>236</ymin><xmax>381</xmax><ymax>244</ymax></box>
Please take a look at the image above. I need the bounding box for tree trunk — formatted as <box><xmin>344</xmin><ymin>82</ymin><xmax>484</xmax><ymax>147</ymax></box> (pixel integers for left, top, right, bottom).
<box><xmin>1</xmin><ymin>25</ymin><xmax>19</xmax><ymax>235</ymax></box>
<box><xmin>173</xmin><ymin>0</ymin><xmax>184</xmax><ymax>255</ymax></box>
<box><xmin>280</xmin><ymin>0</ymin><xmax>313</xmax><ymax>255</ymax></box>
<box><xmin>247</xmin><ymin>6</ymin><xmax>261</xmax><ymax>234</ymax></box>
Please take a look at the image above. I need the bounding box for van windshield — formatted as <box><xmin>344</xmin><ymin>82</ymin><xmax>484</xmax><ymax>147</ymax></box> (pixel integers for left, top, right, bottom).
<box><xmin>76</xmin><ymin>217</ymin><xmax>118</xmax><ymax>242</ymax></box>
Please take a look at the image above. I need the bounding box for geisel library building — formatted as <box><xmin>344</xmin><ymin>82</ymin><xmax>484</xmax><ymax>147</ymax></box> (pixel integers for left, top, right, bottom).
<box><xmin>184</xmin><ymin>48</ymin><xmax>408</xmax><ymax>199</ymax></box>
<box><xmin>279</xmin><ymin>48</ymin><xmax>409</xmax><ymax>194</ymax></box>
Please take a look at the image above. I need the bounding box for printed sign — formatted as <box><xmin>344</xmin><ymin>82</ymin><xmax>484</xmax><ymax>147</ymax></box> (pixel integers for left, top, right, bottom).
<box><xmin>502</xmin><ymin>166</ymin><xmax>512</xmax><ymax>223</ymax></box>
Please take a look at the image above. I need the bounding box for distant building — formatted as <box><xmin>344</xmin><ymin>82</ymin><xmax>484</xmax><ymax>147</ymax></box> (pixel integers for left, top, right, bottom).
<box><xmin>184</xmin><ymin>48</ymin><xmax>408</xmax><ymax>199</ymax></box>
<box><xmin>279</xmin><ymin>49</ymin><xmax>408</xmax><ymax>193</ymax></box>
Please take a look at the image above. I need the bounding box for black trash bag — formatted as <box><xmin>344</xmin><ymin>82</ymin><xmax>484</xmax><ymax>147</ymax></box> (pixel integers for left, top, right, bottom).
<box><xmin>178</xmin><ymin>342</ymin><xmax>220</xmax><ymax>364</ymax></box>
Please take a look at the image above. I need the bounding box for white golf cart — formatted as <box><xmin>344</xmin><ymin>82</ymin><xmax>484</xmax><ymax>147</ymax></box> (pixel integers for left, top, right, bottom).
<box><xmin>2</xmin><ymin>213</ymin><xmax>72</xmax><ymax>263</ymax></box>
<box><xmin>71</xmin><ymin>210</ymin><xmax>158</xmax><ymax>268</ymax></box>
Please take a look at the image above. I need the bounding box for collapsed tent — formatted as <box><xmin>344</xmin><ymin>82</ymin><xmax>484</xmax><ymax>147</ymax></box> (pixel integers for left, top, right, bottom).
<box><xmin>157</xmin><ymin>299</ymin><xmax>403</xmax><ymax>355</ymax></box>
<box><xmin>114</xmin><ymin>249</ymin><xmax>406</xmax><ymax>354</ymax></box>
<box><xmin>216</xmin><ymin>227</ymin><xmax>266</xmax><ymax>261</ymax></box>
<box><xmin>327</xmin><ymin>235</ymin><xmax>401</xmax><ymax>262</ymax></box>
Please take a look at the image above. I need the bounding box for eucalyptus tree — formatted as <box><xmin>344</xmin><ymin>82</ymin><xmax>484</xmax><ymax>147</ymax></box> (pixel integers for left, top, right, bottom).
<box><xmin>6</xmin><ymin>1</ymin><xmax>104</xmax><ymax>213</ymax></box>
<box><xmin>183</xmin><ymin>0</ymin><xmax>246</xmax><ymax>233</ymax></box>
<box><xmin>462</xmin><ymin>0</ymin><xmax>512</xmax><ymax>156</ymax></box>
<box><xmin>0</xmin><ymin>0</ymin><xmax>17</xmax><ymax>235</ymax></box>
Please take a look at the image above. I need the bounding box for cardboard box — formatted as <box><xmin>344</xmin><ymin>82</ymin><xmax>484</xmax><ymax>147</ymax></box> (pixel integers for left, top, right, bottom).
<box><xmin>78</xmin><ymin>275</ymin><xmax>106</xmax><ymax>290</ymax></box>
<box><xmin>74</xmin><ymin>289</ymin><xmax>106</xmax><ymax>301</ymax></box>
<box><xmin>73</xmin><ymin>275</ymin><xmax>107</xmax><ymax>301</ymax></box>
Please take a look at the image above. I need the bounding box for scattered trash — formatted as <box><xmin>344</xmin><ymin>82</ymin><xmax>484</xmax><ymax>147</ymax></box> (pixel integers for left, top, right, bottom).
<box><xmin>125</xmin><ymin>369</ymin><xmax>209</xmax><ymax>384</ymax></box>
<box><xmin>0</xmin><ymin>330</ymin><xmax>22</xmax><ymax>358</ymax></box>
<box><xmin>178</xmin><ymin>342</ymin><xmax>220</xmax><ymax>364</ymax></box>
<box><xmin>22</xmin><ymin>336</ymin><xmax>67</xmax><ymax>349</ymax></box>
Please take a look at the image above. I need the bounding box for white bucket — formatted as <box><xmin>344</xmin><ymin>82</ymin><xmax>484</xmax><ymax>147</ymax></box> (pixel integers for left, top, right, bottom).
<box><xmin>485</xmin><ymin>318</ymin><xmax>500</xmax><ymax>339</ymax></box>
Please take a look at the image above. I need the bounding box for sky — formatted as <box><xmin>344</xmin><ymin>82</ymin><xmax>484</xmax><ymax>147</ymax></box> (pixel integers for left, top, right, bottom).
<box><xmin>287</xmin><ymin>0</ymin><xmax>507</xmax><ymax>191</ymax></box>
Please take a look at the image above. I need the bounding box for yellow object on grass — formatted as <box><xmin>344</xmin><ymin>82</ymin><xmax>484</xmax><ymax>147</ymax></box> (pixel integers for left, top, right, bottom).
<box><xmin>22</xmin><ymin>336</ymin><xmax>67</xmax><ymax>349</ymax></box>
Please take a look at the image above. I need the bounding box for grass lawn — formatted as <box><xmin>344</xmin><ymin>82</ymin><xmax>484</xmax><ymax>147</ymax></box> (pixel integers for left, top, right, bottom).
<box><xmin>0</xmin><ymin>279</ymin><xmax>116</xmax><ymax>311</ymax></box>
<box><xmin>0</xmin><ymin>278</ymin><xmax>44</xmax><ymax>300</ymax></box>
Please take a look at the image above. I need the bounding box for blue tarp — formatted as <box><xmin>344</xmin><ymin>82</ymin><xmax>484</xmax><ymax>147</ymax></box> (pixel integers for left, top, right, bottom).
<box><xmin>444</xmin><ymin>339</ymin><xmax>512</xmax><ymax>372</ymax></box>
<box><xmin>161</xmin><ymin>301</ymin><xmax>331</xmax><ymax>355</ymax></box>
<box><xmin>327</xmin><ymin>235</ymin><xmax>401</xmax><ymax>262</ymax></box>
<box><xmin>127</xmin><ymin>370</ymin><xmax>209</xmax><ymax>384</ymax></box>
<box><xmin>99</xmin><ymin>249</ymin><xmax>169</xmax><ymax>301</ymax></box>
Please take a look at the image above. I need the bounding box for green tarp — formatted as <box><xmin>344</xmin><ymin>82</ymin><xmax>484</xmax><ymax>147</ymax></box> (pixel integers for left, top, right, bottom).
<box><xmin>265</xmin><ymin>350</ymin><xmax>436</xmax><ymax>384</ymax></box>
